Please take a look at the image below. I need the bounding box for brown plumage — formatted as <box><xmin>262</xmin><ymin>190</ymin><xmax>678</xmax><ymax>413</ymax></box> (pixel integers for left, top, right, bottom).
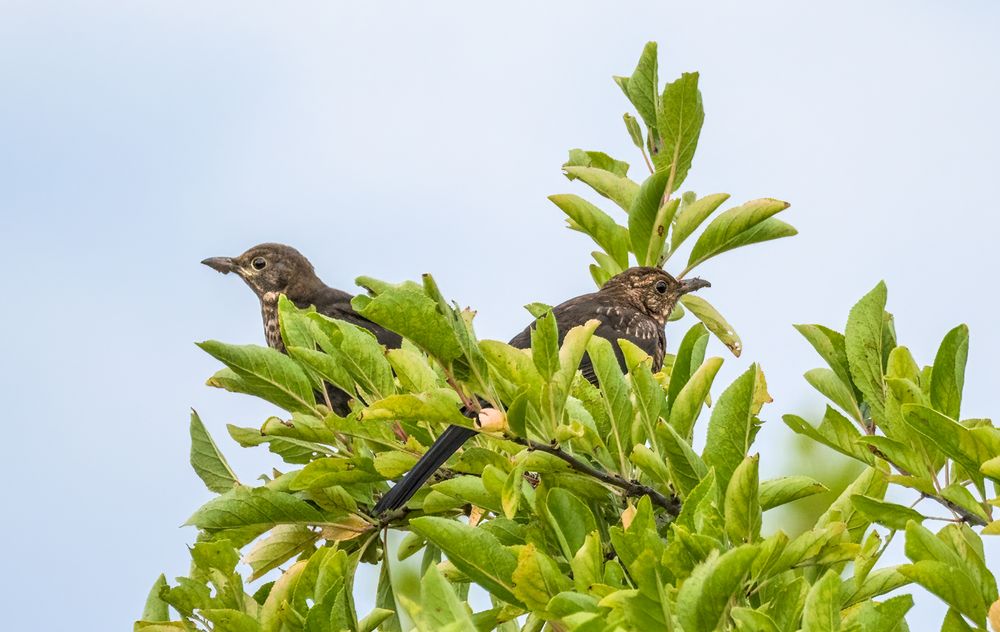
<box><xmin>202</xmin><ymin>243</ymin><xmax>401</xmax><ymax>413</ymax></box>
<box><xmin>372</xmin><ymin>266</ymin><xmax>709</xmax><ymax>515</ymax></box>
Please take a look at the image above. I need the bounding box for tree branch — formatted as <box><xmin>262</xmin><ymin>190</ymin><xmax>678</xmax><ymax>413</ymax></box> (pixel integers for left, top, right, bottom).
<box><xmin>513</xmin><ymin>437</ymin><xmax>681</xmax><ymax>517</ymax></box>
<box><xmin>867</xmin><ymin>445</ymin><xmax>988</xmax><ymax>527</ymax></box>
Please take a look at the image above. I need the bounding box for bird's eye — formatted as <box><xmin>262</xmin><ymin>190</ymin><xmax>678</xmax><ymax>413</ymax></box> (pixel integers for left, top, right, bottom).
<box><xmin>655</xmin><ymin>280</ymin><xmax>668</xmax><ymax>294</ymax></box>
<box><xmin>251</xmin><ymin>257</ymin><xmax>267</xmax><ymax>270</ymax></box>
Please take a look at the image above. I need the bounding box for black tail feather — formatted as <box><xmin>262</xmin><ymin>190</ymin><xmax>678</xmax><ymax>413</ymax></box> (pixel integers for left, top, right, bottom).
<box><xmin>372</xmin><ymin>424</ymin><xmax>477</xmax><ymax>515</ymax></box>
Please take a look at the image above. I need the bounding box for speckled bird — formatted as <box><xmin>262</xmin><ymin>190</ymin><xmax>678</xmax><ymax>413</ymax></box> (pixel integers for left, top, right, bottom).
<box><xmin>202</xmin><ymin>243</ymin><xmax>402</xmax><ymax>412</ymax></box>
<box><xmin>371</xmin><ymin>266</ymin><xmax>710</xmax><ymax>515</ymax></box>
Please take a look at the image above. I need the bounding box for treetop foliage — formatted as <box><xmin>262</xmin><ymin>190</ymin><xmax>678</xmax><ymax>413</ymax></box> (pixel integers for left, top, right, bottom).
<box><xmin>137</xmin><ymin>41</ymin><xmax>999</xmax><ymax>632</ymax></box>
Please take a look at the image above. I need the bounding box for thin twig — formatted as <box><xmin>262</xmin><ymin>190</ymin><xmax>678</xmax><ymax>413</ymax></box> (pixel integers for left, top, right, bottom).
<box><xmin>867</xmin><ymin>445</ymin><xmax>987</xmax><ymax>527</ymax></box>
<box><xmin>641</xmin><ymin>146</ymin><xmax>654</xmax><ymax>174</ymax></box>
<box><xmin>512</xmin><ymin>436</ymin><xmax>681</xmax><ymax>517</ymax></box>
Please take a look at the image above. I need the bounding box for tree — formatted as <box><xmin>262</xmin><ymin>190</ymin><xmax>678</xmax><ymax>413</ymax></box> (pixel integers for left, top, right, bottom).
<box><xmin>136</xmin><ymin>42</ymin><xmax>1000</xmax><ymax>632</ymax></box>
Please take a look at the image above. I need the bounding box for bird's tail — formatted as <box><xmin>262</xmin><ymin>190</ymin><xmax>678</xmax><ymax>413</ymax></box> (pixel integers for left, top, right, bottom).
<box><xmin>371</xmin><ymin>424</ymin><xmax>477</xmax><ymax>515</ymax></box>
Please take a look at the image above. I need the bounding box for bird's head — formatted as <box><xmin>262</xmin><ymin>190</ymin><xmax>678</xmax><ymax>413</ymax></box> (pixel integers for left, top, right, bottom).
<box><xmin>201</xmin><ymin>243</ymin><xmax>318</xmax><ymax>300</ymax></box>
<box><xmin>601</xmin><ymin>267</ymin><xmax>710</xmax><ymax>325</ymax></box>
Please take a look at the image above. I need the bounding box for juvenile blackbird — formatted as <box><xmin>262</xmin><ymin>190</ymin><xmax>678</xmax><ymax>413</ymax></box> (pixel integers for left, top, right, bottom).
<box><xmin>202</xmin><ymin>243</ymin><xmax>402</xmax><ymax>413</ymax></box>
<box><xmin>371</xmin><ymin>266</ymin><xmax>710</xmax><ymax>515</ymax></box>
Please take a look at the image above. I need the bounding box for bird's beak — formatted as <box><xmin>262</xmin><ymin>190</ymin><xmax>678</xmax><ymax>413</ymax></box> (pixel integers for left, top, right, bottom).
<box><xmin>679</xmin><ymin>277</ymin><xmax>711</xmax><ymax>294</ymax></box>
<box><xmin>201</xmin><ymin>256</ymin><xmax>237</xmax><ymax>274</ymax></box>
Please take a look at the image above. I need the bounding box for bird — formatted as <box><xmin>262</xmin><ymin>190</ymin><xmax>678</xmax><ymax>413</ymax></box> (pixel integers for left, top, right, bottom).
<box><xmin>371</xmin><ymin>266</ymin><xmax>710</xmax><ymax>515</ymax></box>
<box><xmin>201</xmin><ymin>243</ymin><xmax>402</xmax><ymax>414</ymax></box>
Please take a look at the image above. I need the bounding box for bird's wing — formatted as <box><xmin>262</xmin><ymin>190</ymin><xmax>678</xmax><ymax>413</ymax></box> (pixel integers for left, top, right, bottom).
<box><xmin>508</xmin><ymin>295</ymin><xmax>663</xmax><ymax>386</ymax></box>
<box><xmin>579</xmin><ymin>305</ymin><xmax>663</xmax><ymax>383</ymax></box>
<box><xmin>310</xmin><ymin>293</ymin><xmax>403</xmax><ymax>349</ymax></box>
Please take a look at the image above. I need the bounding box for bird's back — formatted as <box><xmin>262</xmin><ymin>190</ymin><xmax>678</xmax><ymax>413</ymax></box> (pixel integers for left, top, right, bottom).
<box><xmin>303</xmin><ymin>286</ymin><xmax>403</xmax><ymax>349</ymax></box>
<box><xmin>508</xmin><ymin>291</ymin><xmax>664</xmax><ymax>384</ymax></box>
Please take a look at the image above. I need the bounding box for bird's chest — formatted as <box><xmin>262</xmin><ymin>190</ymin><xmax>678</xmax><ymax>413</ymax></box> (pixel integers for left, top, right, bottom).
<box><xmin>595</xmin><ymin>305</ymin><xmax>665</xmax><ymax>370</ymax></box>
<box><xmin>260</xmin><ymin>293</ymin><xmax>284</xmax><ymax>352</ymax></box>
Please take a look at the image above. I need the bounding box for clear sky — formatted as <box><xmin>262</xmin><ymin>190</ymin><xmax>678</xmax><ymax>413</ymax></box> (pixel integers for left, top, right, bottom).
<box><xmin>3</xmin><ymin>1</ymin><xmax>999</xmax><ymax>628</ymax></box>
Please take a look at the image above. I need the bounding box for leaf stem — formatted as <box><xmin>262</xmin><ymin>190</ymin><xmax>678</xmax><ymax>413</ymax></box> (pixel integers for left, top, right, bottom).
<box><xmin>511</xmin><ymin>436</ymin><xmax>681</xmax><ymax>517</ymax></box>
<box><xmin>640</xmin><ymin>145</ymin><xmax>654</xmax><ymax>175</ymax></box>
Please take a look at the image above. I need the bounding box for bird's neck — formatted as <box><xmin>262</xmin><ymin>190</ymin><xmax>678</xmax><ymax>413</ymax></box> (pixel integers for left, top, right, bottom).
<box><xmin>257</xmin><ymin>276</ymin><xmax>353</xmax><ymax>351</ymax></box>
<box><xmin>259</xmin><ymin>293</ymin><xmax>284</xmax><ymax>351</ymax></box>
<box><xmin>600</xmin><ymin>289</ymin><xmax>657</xmax><ymax>322</ymax></box>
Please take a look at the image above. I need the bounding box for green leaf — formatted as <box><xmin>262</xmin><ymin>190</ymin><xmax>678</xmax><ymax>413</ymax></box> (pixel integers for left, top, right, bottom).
<box><xmin>624</xmin><ymin>113</ymin><xmax>644</xmax><ymax>149</ymax></box>
<box><xmin>670</xmin><ymin>192</ymin><xmax>731</xmax><ymax>251</ymax></box>
<box><xmin>818</xmin><ymin>467</ymin><xmax>888</xmax><ymax>539</ymax></box>
<box><xmin>141</xmin><ymin>574</ymin><xmax>170</xmax><ymax>622</ymax></box>
<box><xmin>842</xmin><ymin>568</ymin><xmax>911</xmax><ymax>606</ymax></box>
<box><xmin>374</xmin><ymin>451</ymin><xmax>419</xmax><ymax>479</ymax></box>
<box><xmin>549</xmin><ymin>194</ymin><xmax>630</xmax><ymax>269</ymax></box>
<box><xmin>134</xmin><ymin>623</ymin><xmax>188</xmax><ymax>631</ymax></box>
<box><xmin>512</xmin><ymin>543</ymin><xmax>572</xmax><ymax>611</ymax></box>
<box><xmin>243</xmin><ymin>524</ymin><xmax>318</xmax><ymax>581</ymax></box>
<box><xmin>902</xmin><ymin>404</ymin><xmax>987</xmax><ymax>488</ymax></box>
<box><xmin>556</xmin><ymin>320</ymin><xmax>600</xmax><ymax>397</ymax></box>
<box><xmin>620</xmin><ymin>339</ymin><xmax>665</xmax><ymax>450</ymax></box>
<box><xmin>794</xmin><ymin>324</ymin><xmax>858</xmax><ymax>401</ymax></box>
<box><xmin>679</xmin><ymin>295</ymin><xmax>742</xmax><ymax>357</ymax></box>
<box><xmin>801</xmin><ymin>569</ymin><xmax>842</xmax><ymax>632</ymax></box>
<box><xmin>375</xmin><ymin>560</ymin><xmax>402</xmax><ymax>632</ymax></box>
<box><xmin>570</xmin><ymin>532</ymin><xmax>604</xmax><ymax>593</ymax></box>
<box><xmin>586</xmin><ymin>336</ymin><xmax>633</xmax><ymax>468</ymax></box>
<box><xmin>201</xmin><ymin>610</ymin><xmax>262</xmax><ymax>632</ymax></box>
<box><xmin>631</xmin><ymin>443</ymin><xmax>672</xmax><ymax>490</ymax></box>
<box><xmin>703</xmin><ymin>365</ymin><xmax>760</xmax><ymax>492</ymax></box>
<box><xmin>386</xmin><ymin>348</ymin><xmax>440</xmax><ymax>393</ymax></box>
<box><xmin>625</xmin><ymin>41</ymin><xmax>659</xmax><ymax>134</ymax></box>
<box><xmin>546</xmin><ymin>488</ymin><xmax>598</xmax><ymax>559</ymax></box>
<box><xmin>563</xmin><ymin>148</ymin><xmax>630</xmax><ymax>178</ymax></box>
<box><xmin>725</xmin><ymin>455</ymin><xmax>761</xmax><ymax>544</ymax></box>
<box><xmin>409</xmin><ymin>517</ymin><xmax>522</xmax><ymax>607</ymax></box>
<box><xmin>685</xmin><ymin>198</ymin><xmax>792</xmax><ymax>272</ymax></box>
<box><xmin>783</xmin><ymin>406</ymin><xmax>875</xmax><ymax>465</ymax></box>
<box><xmin>730</xmin><ymin>607</ymin><xmax>781</xmax><ymax>632</ymax></box>
<box><xmin>627</xmin><ymin>171</ymin><xmax>677</xmax><ymax>265</ymax></box>
<box><xmin>942</xmin><ymin>608</ymin><xmax>977</xmax><ymax>632</ymax></box>
<box><xmin>981</xmin><ymin>455</ymin><xmax>1000</xmax><ymax>483</ymax></box>
<box><xmin>531</xmin><ymin>310</ymin><xmax>560</xmax><ymax>381</ymax></box>
<box><xmin>562</xmin><ymin>166</ymin><xmax>639</xmax><ymax>212</ymax></box>
<box><xmin>850</xmin><ymin>495</ymin><xmax>924</xmax><ymax>530</ymax></box>
<box><xmin>939</xmin><ymin>483</ymin><xmax>990</xmax><ymax>523</ymax></box>
<box><xmin>759</xmin><ymin>476</ymin><xmax>828</xmax><ymax>510</ymax></box>
<box><xmin>310</xmin><ymin>315</ymin><xmax>395</xmax><ymax>401</ymax></box>
<box><xmin>845</xmin><ymin>282</ymin><xmax>888</xmax><ymax>426</ymax></box>
<box><xmin>189</xmin><ymin>411</ymin><xmax>239</xmax><ymax>494</ymax></box>
<box><xmin>352</xmin><ymin>280</ymin><xmax>463</xmax><ymax>363</ymax></box>
<box><xmin>657</xmin><ymin>421</ymin><xmax>709</xmax><ymax>498</ymax></box>
<box><xmin>361</xmin><ymin>389</ymin><xmax>468</xmax><ymax>426</ymax></box>
<box><xmin>433</xmin><ymin>475</ymin><xmax>501</xmax><ymax>513</ymax></box>
<box><xmin>260</xmin><ymin>559</ymin><xmax>306</xmax><ymax>632</ymax></box>
<box><xmin>359</xmin><ymin>609</ymin><xmax>395</xmax><ymax>632</ymax></box>
<box><xmin>185</xmin><ymin>486</ymin><xmax>328</xmax><ymax>530</ymax></box>
<box><xmin>676</xmin><ymin>544</ymin><xmax>759</xmax><ymax>632</ymax></box>
<box><xmin>291</xmin><ymin>456</ymin><xmax>384</xmax><ymax>489</ymax></box>
<box><xmin>668</xmin><ymin>323</ymin><xmax>710</xmax><ymax>409</ymax></box>
<box><xmin>501</xmin><ymin>462</ymin><xmax>526</xmax><ymax>519</ymax></box>
<box><xmin>899</xmin><ymin>561</ymin><xmax>987</xmax><ymax>625</ymax></box>
<box><xmin>930</xmin><ymin>324</ymin><xmax>969</xmax><ymax>420</ymax></box>
<box><xmin>417</xmin><ymin>565</ymin><xmax>476</xmax><ymax>630</ymax></box>
<box><xmin>668</xmin><ymin>356</ymin><xmax>723</xmax><ymax>439</ymax></box>
<box><xmin>653</xmin><ymin>72</ymin><xmax>704</xmax><ymax>190</ymax></box>
<box><xmin>804</xmin><ymin>368</ymin><xmax>861</xmax><ymax>421</ymax></box>
<box><xmin>199</xmin><ymin>341</ymin><xmax>317</xmax><ymax>413</ymax></box>
<box><xmin>285</xmin><ymin>346</ymin><xmax>355</xmax><ymax>398</ymax></box>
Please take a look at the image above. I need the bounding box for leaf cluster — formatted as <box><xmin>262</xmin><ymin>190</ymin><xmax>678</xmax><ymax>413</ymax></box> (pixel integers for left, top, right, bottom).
<box><xmin>136</xmin><ymin>42</ymin><xmax>998</xmax><ymax>632</ymax></box>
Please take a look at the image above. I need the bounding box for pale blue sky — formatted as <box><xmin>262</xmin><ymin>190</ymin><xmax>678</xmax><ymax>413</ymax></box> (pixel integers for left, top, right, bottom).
<box><xmin>3</xmin><ymin>1</ymin><xmax>999</xmax><ymax>628</ymax></box>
